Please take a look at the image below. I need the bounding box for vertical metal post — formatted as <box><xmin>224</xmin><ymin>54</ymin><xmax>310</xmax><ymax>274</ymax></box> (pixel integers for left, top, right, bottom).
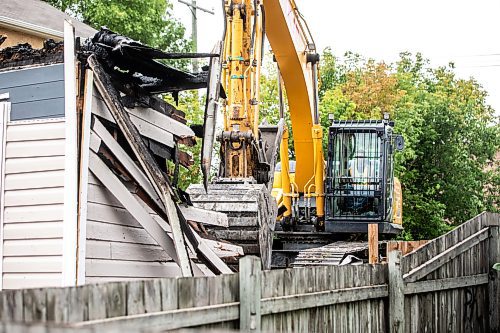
<box><xmin>239</xmin><ymin>256</ymin><xmax>261</xmax><ymax>332</ymax></box>
<box><xmin>191</xmin><ymin>0</ymin><xmax>198</xmax><ymax>72</ymax></box>
<box><xmin>388</xmin><ymin>250</ymin><xmax>405</xmax><ymax>333</ymax></box>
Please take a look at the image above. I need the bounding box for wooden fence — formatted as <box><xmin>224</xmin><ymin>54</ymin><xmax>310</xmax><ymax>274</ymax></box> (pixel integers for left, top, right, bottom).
<box><xmin>398</xmin><ymin>211</ymin><xmax>499</xmax><ymax>333</ymax></box>
<box><xmin>0</xmin><ymin>212</ymin><xmax>498</xmax><ymax>332</ymax></box>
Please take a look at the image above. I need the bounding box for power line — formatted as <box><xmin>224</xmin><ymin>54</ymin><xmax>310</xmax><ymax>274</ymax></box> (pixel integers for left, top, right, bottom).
<box><xmin>457</xmin><ymin>53</ymin><xmax>500</xmax><ymax>58</ymax></box>
<box><xmin>455</xmin><ymin>64</ymin><xmax>500</xmax><ymax>69</ymax></box>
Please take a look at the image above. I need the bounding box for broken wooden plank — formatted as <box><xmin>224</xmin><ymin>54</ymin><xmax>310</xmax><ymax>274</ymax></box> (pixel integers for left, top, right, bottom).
<box><xmin>88</xmin><ymin>54</ymin><xmax>194</xmax><ymax>277</ymax></box>
<box><xmin>191</xmin><ymin>232</ymin><xmax>234</xmax><ymax>275</ymax></box>
<box><xmin>92</xmin><ymin>118</ymin><xmax>226</xmax><ymax>228</ymax></box>
<box><xmin>91</xmin><ymin>118</ymin><xmax>161</xmax><ymax>207</ymax></box>
<box><xmin>88</xmin><ymin>151</ymin><xmax>204</xmax><ymax>277</ymax></box>
<box><xmin>91</xmin><ymin>122</ymin><xmax>231</xmax><ymax>274</ymax></box>
<box><xmin>179</xmin><ymin>205</ymin><xmax>228</xmax><ymax>227</ymax></box>
<box><xmin>92</xmin><ymin>95</ymin><xmax>175</xmax><ymax>148</ymax></box>
<box><xmin>201</xmin><ymin>239</ymin><xmax>244</xmax><ymax>258</ymax></box>
<box><xmin>127</xmin><ymin>106</ymin><xmax>194</xmax><ymax>138</ymax></box>
<box><xmin>77</xmin><ymin>68</ymin><xmax>94</xmax><ymax>285</ymax></box>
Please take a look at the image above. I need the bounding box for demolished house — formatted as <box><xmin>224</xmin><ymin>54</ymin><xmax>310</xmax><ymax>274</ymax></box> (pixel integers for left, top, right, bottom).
<box><xmin>0</xmin><ymin>21</ymin><xmax>241</xmax><ymax>290</ymax></box>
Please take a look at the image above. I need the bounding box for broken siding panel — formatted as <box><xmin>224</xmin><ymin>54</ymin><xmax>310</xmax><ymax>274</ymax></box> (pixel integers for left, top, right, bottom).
<box><xmin>85</xmin><ymin>169</ymin><xmax>176</xmax><ymax>281</ymax></box>
<box><xmin>91</xmin><ymin>91</ymin><xmax>175</xmax><ymax>148</ymax></box>
<box><xmin>1</xmin><ymin>119</ymin><xmax>65</xmax><ymax>289</ymax></box>
<box><xmin>0</xmin><ymin>64</ymin><xmax>65</xmax><ymax>121</ymax></box>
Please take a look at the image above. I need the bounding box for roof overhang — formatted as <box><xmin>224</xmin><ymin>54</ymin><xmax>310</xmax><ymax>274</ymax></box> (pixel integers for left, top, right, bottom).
<box><xmin>0</xmin><ymin>15</ymin><xmax>63</xmax><ymax>40</ymax></box>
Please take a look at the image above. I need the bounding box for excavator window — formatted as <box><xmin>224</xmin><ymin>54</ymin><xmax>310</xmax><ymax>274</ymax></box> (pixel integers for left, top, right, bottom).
<box><xmin>327</xmin><ymin>126</ymin><xmax>387</xmax><ymax>221</ymax></box>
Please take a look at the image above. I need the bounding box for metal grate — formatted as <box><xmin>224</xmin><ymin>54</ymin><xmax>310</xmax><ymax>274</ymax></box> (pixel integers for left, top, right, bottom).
<box><xmin>327</xmin><ymin>129</ymin><xmax>385</xmax><ymax>221</ymax></box>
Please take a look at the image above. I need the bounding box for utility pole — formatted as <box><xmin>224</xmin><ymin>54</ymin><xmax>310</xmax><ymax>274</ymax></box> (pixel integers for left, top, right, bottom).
<box><xmin>177</xmin><ymin>0</ymin><xmax>215</xmax><ymax>72</ymax></box>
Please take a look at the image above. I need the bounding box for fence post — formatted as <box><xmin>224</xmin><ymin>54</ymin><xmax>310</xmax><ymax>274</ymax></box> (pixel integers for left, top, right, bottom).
<box><xmin>388</xmin><ymin>250</ymin><xmax>404</xmax><ymax>333</ymax></box>
<box><xmin>239</xmin><ymin>256</ymin><xmax>261</xmax><ymax>332</ymax></box>
<box><xmin>488</xmin><ymin>225</ymin><xmax>499</xmax><ymax>333</ymax></box>
<box><xmin>369</xmin><ymin>223</ymin><xmax>379</xmax><ymax>264</ymax></box>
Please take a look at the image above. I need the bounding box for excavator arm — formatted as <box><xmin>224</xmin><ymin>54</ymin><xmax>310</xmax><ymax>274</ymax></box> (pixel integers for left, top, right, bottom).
<box><xmin>218</xmin><ymin>0</ymin><xmax>325</xmax><ymax>222</ymax></box>
<box><xmin>188</xmin><ymin>0</ymin><xmax>325</xmax><ymax>269</ymax></box>
<box><xmin>263</xmin><ymin>0</ymin><xmax>325</xmax><ymax>226</ymax></box>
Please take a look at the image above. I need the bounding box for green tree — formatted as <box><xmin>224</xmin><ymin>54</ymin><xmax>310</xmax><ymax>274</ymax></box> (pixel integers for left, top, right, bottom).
<box><xmin>164</xmin><ymin>91</ymin><xmax>205</xmax><ymax>190</ymax></box>
<box><xmin>318</xmin><ymin>51</ymin><xmax>499</xmax><ymax>240</ymax></box>
<box><xmin>44</xmin><ymin>0</ymin><xmax>190</xmax><ymax>52</ymax></box>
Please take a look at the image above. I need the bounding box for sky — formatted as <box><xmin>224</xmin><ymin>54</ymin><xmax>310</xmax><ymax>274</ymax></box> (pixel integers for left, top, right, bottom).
<box><xmin>172</xmin><ymin>0</ymin><xmax>500</xmax><ymax>114</ymax></box>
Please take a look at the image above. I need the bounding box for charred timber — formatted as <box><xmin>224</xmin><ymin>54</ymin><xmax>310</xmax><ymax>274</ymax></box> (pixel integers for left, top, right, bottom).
<box><xmin>0</xmin><ymin>39</ymin><xmax>63</xmax><ymax>69</ymax></box>
<box><xmin>120</xmin><ymin>94</ymin><xmax>187</xmax><ymax>124</ymax></box>
<box><xmin>82</xmin><ymin>28</ymin><xmax>212</xmax><ymax>94</ymax></box>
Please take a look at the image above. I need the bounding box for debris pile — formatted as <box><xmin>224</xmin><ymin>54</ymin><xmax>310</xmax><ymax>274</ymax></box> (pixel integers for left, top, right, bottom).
<box><xmin>0</xmin><ymin>37</ymin><xmax>63</xmax><ymax>68</ymax></box>
<box><xmin>79</xmin><ymin>28</ymin><xmax>236</xmax><ymax>276</ymax></box>
<box><xmin>0</xmin><ymin>28</ymin><xmax>238</xmax><ymax>277</ymax></box>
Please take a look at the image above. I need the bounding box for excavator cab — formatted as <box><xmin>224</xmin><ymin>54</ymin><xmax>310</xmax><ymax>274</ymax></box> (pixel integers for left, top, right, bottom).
<box><xmin>325</xmin><ymin>119</ymin><xmax>404</xmax><ymax>235</ymax></box>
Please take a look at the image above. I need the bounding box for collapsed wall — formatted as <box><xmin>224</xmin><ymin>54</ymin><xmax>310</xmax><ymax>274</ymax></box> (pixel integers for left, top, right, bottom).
<box><xmin>0</xmin><ymin>27</ymin><xmax>239</xmax><ymax>289</ymax></box>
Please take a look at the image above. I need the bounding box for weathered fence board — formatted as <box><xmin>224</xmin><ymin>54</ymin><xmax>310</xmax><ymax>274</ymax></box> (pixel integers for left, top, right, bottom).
<box><xmin>0</xmin><ymin>212</ymin><xmax>498</xmax><ymax>332</ymax></box>
<box><xmin>400</xmin><ymin>211</ymin><xmax>498</xmax><ymax>333</ymax></box>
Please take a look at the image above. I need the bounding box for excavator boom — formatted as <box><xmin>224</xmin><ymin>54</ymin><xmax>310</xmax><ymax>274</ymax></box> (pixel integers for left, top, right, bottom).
<box><xmin>189</xmin><ymin>0</ymin><xmax>325</xmax><ymax>269</ymax></box>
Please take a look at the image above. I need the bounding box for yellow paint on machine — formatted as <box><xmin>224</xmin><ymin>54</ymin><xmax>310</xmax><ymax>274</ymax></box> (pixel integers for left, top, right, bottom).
<box><xmin>263</xmin><ymin>0</ymin><xmax>317</xmax><ymax>193</ymax></box>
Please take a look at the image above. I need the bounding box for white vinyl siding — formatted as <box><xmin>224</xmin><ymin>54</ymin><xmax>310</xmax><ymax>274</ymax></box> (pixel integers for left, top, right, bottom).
<box><xmin>84</xmin><ymin>172</ymin><xmax>180</xmax><ymax>282</ymax></box>
<box><xmin>1</xmin><ymin>119</ymin><xmax>65</xmax><ymax>289</ymax></box>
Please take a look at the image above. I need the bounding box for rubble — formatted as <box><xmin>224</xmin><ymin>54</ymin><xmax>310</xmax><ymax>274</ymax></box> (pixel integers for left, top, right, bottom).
<box><xmin>0</xmin><ymin>38</ymin><xmax>63</xmax><ymax>69</ymax></box>
<box><xmin>0</xmin><ymin>28</ymin><xmax>237</xmax><ymax>277</ymax></box>
<box><xmin>79</xmin><ymin>28</ymin><xmax>235</xmax><ymax>276</ymax></box>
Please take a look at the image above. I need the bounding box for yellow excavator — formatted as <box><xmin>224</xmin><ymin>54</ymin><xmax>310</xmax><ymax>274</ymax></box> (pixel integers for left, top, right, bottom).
<box><xmin>188</xmin><ymin>0</ymin><xmax>404</xmax><ymax>269</ymax></box>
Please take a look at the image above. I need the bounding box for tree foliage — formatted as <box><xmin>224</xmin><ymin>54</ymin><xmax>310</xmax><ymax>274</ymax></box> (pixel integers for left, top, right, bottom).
<box><xmin>44</xmin><ymin>0</ymin><xmax>190</xmax><ymax>52</ymax></box>
<box><xmin>319</xmin><ymin>51</ymin><xmax>499</xmax><ymax>240</ymax></box>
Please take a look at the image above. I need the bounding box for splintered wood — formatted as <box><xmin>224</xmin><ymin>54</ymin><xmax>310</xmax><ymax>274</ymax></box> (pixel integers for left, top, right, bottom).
<box><xmin>78</xmin><ymin>29</ymin><xmax>236</xmax><ymax>277</ymax></box>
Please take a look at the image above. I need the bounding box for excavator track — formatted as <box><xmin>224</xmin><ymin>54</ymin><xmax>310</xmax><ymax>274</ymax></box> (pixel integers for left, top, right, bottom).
<box><xmin>271</xmin><ymin>231</ymin><xmax>369</xmax><ymax>268</ymax></box>
<box><xmin>187</xmin><ymin>183</ymin><xmax>277</xmax><ymax>270</ymax></box>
